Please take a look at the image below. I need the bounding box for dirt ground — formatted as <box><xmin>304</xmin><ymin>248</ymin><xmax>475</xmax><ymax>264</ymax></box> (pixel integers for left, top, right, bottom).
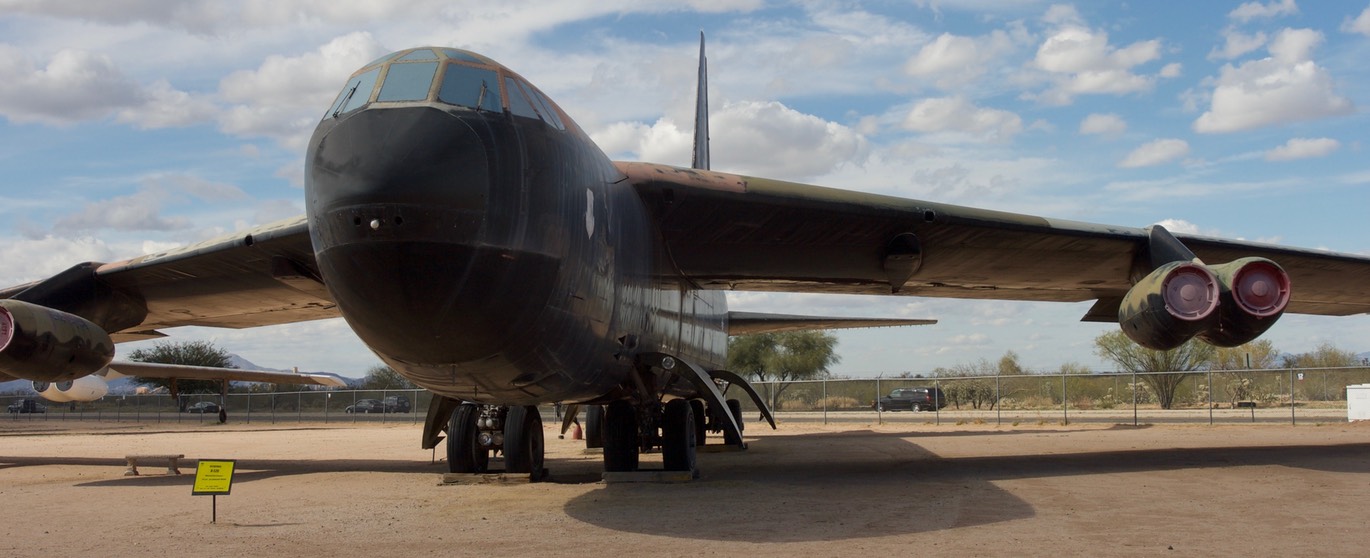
<box><xmin>2</xmin><ymin>418</ymin><xmax>1367</xmax><ymax>557</ymax></box>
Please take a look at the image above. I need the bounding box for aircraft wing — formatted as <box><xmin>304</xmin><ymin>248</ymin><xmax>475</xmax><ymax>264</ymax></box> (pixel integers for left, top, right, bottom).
<box><xmin>621</xmin><ymin>162</ymin><xmax>1370</xmax><ymax>320</ymax></box>
<box><xmin>0</xmin><ymin>215</ymin><xmax>337</xmax><ymax>342</ymax></box>
<box><xmin>103</xmin><ymin>361</ymin><xmax>348</xmax><ymax>387</ymax></box>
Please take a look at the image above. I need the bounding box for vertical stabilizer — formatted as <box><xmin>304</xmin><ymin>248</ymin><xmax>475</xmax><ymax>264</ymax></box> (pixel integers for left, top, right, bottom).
<box><xmin>691</xmin><ymin>32</ymin><xmax>710</xmax><ymax>171</ymax></box>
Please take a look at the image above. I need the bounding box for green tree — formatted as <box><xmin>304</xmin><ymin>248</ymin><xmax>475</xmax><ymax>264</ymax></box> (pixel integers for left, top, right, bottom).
<box><xmin>1094</xmin><ymin>331</ymin><xmax>1213</xmax><ymax>409</ymax></box>
<box><xmin>360</xmin><ymin>364</ymin><xmax>416</xmax><ymax>390</ymax></box>
<box><xmin>1210</xmin><ymin>340</ymin><xmax>1280</xmax><ymax>405</ymax></box>
<box><xmin>1281</xmin><ymin>342</ymin><xmax>1358</xmax><ymax>369</ymax></box>
<box><xmin>727</xmin><ymin>331</ymin><xmax>839</xmax><ymax>410</ymax></box>
<box><xmin>127</xmin><ymin>340</ymin><xmax>234</xmax><ymax>411</ymax></box>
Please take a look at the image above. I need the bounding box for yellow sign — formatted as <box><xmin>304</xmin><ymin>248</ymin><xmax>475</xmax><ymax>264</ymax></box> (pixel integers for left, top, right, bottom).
<box><xmin>192</xmin><ymin>460</ymin><xmax>236</xmax><ymax>495</ymax></box>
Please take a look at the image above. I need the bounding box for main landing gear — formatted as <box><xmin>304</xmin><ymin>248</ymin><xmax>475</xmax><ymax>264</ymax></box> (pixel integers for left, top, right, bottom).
<box><xmin>445</xmin><ymin>403</ymin><xmax>546</xmax><ymax>479</ymax></box>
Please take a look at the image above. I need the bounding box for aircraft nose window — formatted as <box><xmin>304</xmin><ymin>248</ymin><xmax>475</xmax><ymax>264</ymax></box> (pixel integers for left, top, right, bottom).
<box><xmin>326</xmin><ymin>67</ymin><xmax>381</xmax><ymax>118</ymax></box>
<box><xmin>437</xmin><ymin>64</ymin><xmax>502</xmax><ymax>112</ymax></box>
<box><xmin>377</xmin><ymin>62</ymin><xmax>438</xmax><ymax>102</ymax></box>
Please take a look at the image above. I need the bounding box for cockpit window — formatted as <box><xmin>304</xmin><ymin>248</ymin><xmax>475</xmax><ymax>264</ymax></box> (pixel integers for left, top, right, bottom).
<box><xmin>377</xmin><ymin>62</ymin><xmax>438</xmax><ymax>102</ymax></box>
<box><xmin>396</xmin><ymin>49</ymin><xmax>438</xmax><ymax>62</ymax></box>
<box><xmin>437</xmin><ymin>64</ymin><xmax>502</xmax><ymax>112</ymax></box>
<box><xmin>440</xmin><ymin>48</ymin><xmax>489</xmax><ymax>66</ymax></box>
<box><xmin>327</xmin><ymin>67</ymin><xmax>381</xmax><ymax>117</ymax></box>
<box><xmin>525</xmin><ymin>86</ymin><xmax>565</xmax><ymax>130</ymax></box>
<box><xmin>362</xmin><ymin>52</ymin><xmax>401</xmax><ymax>69</ymax></box>
<box><xmin>504</xmin><ymin>76</ymin><xmax>539</xmax><ymax>119</ymax></box>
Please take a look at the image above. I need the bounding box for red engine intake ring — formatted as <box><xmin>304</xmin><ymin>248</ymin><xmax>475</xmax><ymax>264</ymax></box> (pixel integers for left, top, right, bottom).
<box><xmin>1162</xmin><ymin>263</ymin><xmax>1219</xmax><ymax>321</ymax></box>
<box><xmin>1231</xmin><ymin>260</ymin><xmax>1290</xmax><ymax>317</ymax></box>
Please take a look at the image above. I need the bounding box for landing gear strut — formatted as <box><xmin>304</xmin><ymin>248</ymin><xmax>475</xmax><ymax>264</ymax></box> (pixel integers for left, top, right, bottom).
<box><xmin>445</xmin><ymin>403</ymin><xmax>545</xmax><ymax>479</ymax></box>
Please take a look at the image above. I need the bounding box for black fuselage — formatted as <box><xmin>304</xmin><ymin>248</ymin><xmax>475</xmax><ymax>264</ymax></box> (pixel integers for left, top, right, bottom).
<box><xmin>306</xmin><ymin>79</ymin><xmax>725</xmax><ymax>405</ymax></box>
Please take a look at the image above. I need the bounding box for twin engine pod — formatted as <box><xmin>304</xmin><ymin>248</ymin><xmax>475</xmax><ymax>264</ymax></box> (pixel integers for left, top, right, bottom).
<box><xmin>0</xmin><ymin>299</ymin><xmax>115</xmax><ymax>382</ymax></box>
<box><xmin>1119</xmin><ymin>257</ymin><xmax>1291</xmax><ymax>351</ymax></box>
<box><xmin>32</xmin><ymin>375</ymin><xmax>110</xmax><ymax>402</ymax></box>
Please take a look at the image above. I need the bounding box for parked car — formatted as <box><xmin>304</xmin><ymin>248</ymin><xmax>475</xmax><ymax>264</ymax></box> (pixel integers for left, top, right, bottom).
<box><xmin>874</xmin><ymin>387</ymin><xmax>947</xmax><ymax>412</ymax></box>
<box><xmin>7</xmin><ymin>398</ymin><xmax>47</xmax><ymax>414</ymax></box>
<box><xmin>383</xmin><ymin>395</ymin><xmax>411</xmax><ymax>413</ymax></box>
<box><xmin>185</xmin><ymin>401</ymin><xmax>221</xmax><ymax>413</ymax></box>
<box><xmin>345</xmin><ymin>399</ymin><xmax>385</xmax><ymax>413</ymax></box>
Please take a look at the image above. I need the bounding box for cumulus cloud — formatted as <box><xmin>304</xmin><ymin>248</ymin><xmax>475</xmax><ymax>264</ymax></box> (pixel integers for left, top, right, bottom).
<box><xmin>1264</xmin><ymin>137</ymin><xmax>1340</xmax><ymax>161</ymax></box>
<box><xmin>902</xmin><ymin>96</ymin><xmax>1022</xmax><ymax>142</ymax></box>
<box><xmin>1025</xmin><ymin>19</ymin><xmax>1166</xmax><ymax>105</ymax></box>
<box><xmin>1079</xmin><ymin>113</ymin><xmax>1126</xmax><ymax>137</ymax></box>
<box><xmin>0</xmin><ymin>235</ymin><xmax>120</xmax><ymax>286</ymax></box>
<box><xmin>904</xmin><ymin>31</ymin><xmax>1017</xmax><ymax>89</ymax></box>
<box><xmin>1193</xmin><ymin>29</ymin><xmax>1353</xmax><ymax>133</ymax></box>
<box><xmin>593</xmin><ymin>100</ymin><xmax>868</xmax><ymax>182</ymax></box>
<box><xmin>1209</xmin><ymin>29</ymin><xmax>1267</xmax><ymax>60</ymax></box>
<box><xmin>1346</xmin><ymin>6</ymin><xmax>1370</xmax><ymax>36</ymax></box>
<box><xmin>51</xmin><ymin>173</ymin><xmax>246</xmax><ymax>233</ymax></box>
<box><xmin>1228</xmin><ymin>0</ymin><xmax>1298</xmax><ymax>23</ymax></box>
<box><xmin>0</xmin><ymin>46</ymin><xmax>143</xmax><ymax>125</ymax></box>
<box><xmin>1119</xmin><ymin>138</ymin><xmax>1189</xmax><ymax>168</ymax></box>
<box><xmin>218</xmin><ymin>31</ymin><xmax>387</xmax><ymax>149</ymax></box>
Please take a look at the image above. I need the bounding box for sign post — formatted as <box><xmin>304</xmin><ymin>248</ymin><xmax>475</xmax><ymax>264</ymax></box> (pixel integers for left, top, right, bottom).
<box><xmin>192</xmin><ymin>460</ymin><xmax>237</xmax><ymax>523</ymax></box>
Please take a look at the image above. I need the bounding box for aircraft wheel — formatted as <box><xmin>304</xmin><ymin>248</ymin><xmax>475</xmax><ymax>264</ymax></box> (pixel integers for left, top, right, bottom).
<box><xmin>723</xmin><ymin>398</ymin><xmax>744</xmax><ymax>446</ymax></box>
<box><xmin>585</xmin><ymin>405</ymin><xmax>605</xmax><ymax>449</ymax></box>
<box><xmin>603</xmin><ymin>400</ymin><xmax>639</xmax><ymax>472</ymax></box>
<box><xmin>689</xmin><ymin>399</ymin><xmax>706</xmax><ymax>446</ymax></box>
<box><xmin>447</xmin><ymin>403</ymin><xmax>489</xmax><ymax>474</ymax></box>
<box><xmin>504</xmin><ymin>406</ymin><xmax>545</xmax><ymax>478</ymax></box>
<box><xmin>662</xmin><ymin>399</ymin><xmax>698</xmax><ymax>472</ymax></box>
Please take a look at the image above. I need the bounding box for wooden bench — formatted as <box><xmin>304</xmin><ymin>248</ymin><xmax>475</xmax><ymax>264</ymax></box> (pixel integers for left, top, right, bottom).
<box><xmin>125</xmin><ymin>454</ymin><xmax>185</xmax><ymax>476</ymax></box>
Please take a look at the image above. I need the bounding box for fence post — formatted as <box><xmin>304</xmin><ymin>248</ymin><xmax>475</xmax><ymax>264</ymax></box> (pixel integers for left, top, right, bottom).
<box><xmin>822</xmin><ymin>378</ymin><xmax>828</xmax><ymax>425</ymax></box>
<box><xmin>1132</xmin><ymin>370</ymin><xmax>1138</xmax><ymax>426</ymax></box>
<box><xmin>995</xmin><ymin>373</ymin><xmax>1001</xmax><ymax>426</ymax></box>
<box><xmin>1290</xmin><ymin>368</ymin><xmax>1296</xmax><ymax>425</ymax></box>
<box><xmin>1061</xmin><ymin>372</ymin><xmax>1068</xmax><ymax>425</ymax></box>
<box><xmin>1207</xmin><ymin>370</ymin><xmax>1213</xmax><ymax>425</ymax></box>
<box><xmin>876</xmin><ymin>377</ymin><xmax>881</xmax><ymax>425</ymax></box>
<box><xmin>934</xmin><ymin>378</ymin><xmax>940</xmax><ymax>426</ymax></box>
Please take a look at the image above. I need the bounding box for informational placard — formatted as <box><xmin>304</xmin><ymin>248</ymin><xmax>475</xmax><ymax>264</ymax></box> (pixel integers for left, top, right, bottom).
<box><xmin>192</xmin><ymin>460</ymin><xmax>236</xmax><ymax>496</ymax></box>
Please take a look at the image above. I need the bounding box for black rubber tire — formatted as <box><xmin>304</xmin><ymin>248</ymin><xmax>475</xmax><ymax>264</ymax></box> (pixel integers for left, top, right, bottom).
<box><xmin>585</xmin><ymin>405</ymin><xmax>605</xmax><ymax>449</ymax></box>
<box><xmin>689</xmin><ymin>399</ymin><xmax>706</xmax><ymax>447</ymax></box>
<box><xmin>662</xmin><ymin>399</ymin><xmax>698</xmax><ymax>472</ymax></box>
<box><xmin>723</xmin><ymin>398</ymin><xmax>744</xmax><ymax>446</ymax></box>
<box><xmin>448</xmin><ymin>403</ymin><xmax>489</xmax><ymax>474</ymax></box>
<box><xmin>503</xmin><ymin>406</ymin><xmax>544</xmax><ymax>476</ymax></box>
<box><xmin>603</xmin><ymin>400</ymin><xmax>639</xmax><ymax>472</ymax></box>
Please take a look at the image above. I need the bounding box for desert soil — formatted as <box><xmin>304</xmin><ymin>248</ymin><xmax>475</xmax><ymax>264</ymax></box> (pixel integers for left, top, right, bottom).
<box><xmin>2</xmin><ymin>418</ymin><xmax>1367</xmax><ymax>557</ymax></box>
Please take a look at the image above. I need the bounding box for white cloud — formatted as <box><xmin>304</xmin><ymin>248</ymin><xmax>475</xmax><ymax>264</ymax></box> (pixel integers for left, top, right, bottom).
<box><xmin>1228</xmin><ymin>0</ymin><xmax>1299</xmax><ymax>23</ymax></box>
<box><xmin>1264</xmin><ymin>137</ymin><xmax>1340</xmax><ymax>161</ymax></box>
<box><xmin>594</xmin><ymin>100</ymin><xmax>868</xmax><ymax>182</ymax></box>
<box><xmin>1119</xmin><ymin>138</ymin><xmax>1189</xmax><ymax>168</ymax></box>
<box><xmin>1027</xmin><ymin>22</ymin><xmax>1165</xmax><ymax>105</ymax></box>
<box><xmin>902</xmin><ymin>96</ymin><xmax>1023</xmax><ymax>142</ymax></box>
<box><xmin>1209</xmin><ymin>29</ymin><xmax>1267</xmax><ymax>60</ymax></box>
<box><xmin>0</xmin><ymin>46</ymin><xmax>143</xmax><ymax>125</ymax></box>
<box><xmin>1345</xmin><ymin>6</ymin><xmax>1370</xmax><ymax>36</ymax></box>
<box><xmin>0</xmin><ymin>235</ymin><xmax>119</xmax><ymax>286</ymax></box>
<box><xmin>51</xmin><ymin>173</ymin><xmax>245</xmax><ymax>233</ymax></box>
<box><xmin>1079</xmin><ymin>113</ymin><xmax>1126</xmax><ymax>137</ymax></box>
<box><xmin>904</xmin><ymin>31</ymin><xmax>1017</xmax><ymax>89</ymax></box>
<box><xmin>1193</xmin><ymin>29</ymin><xmax>1353</xmax><ymax>134</ymax></box>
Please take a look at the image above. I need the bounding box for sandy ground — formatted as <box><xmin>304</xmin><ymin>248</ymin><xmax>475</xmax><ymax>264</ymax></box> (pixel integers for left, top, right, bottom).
<box><xmin>2</xmin><ymin>418</ymin><xmax>1367</xmax><ymax>557</ymax></box>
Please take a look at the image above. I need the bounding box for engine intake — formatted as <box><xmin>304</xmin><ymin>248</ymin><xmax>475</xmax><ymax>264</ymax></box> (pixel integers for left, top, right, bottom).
<box><xmin>0</xmin><ymin>300</ymin><xmax>115</xmax><ymax>382</ymax></box>
<box><xmin>1119</xmin><ymin>258</ymin><xmax>1290</xmax><ymax>351</ymax></box>
<box><xmin>33</xmin><ymin>374</ymin><xmax>109</xmax><ymax>402</ymax></box>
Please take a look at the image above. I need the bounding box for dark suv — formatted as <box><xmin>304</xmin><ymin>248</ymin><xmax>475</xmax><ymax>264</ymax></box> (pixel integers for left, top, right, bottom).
<box><xmin>383</xmin><ymin>395</ymin><xmax>411</xmax><ymax>413</ymax></box>
<box><xmin>7</xmin><ymin>398</ymin><xmax>47</xmax><ymax>414</ymax></box>
<box><xmin>874</xmin><ymin>388</ymin><xmax>947</xmax><ymax>412</ymax></box>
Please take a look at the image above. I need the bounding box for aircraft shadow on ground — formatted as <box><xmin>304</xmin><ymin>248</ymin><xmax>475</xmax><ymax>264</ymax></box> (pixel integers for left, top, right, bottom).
<box><xmin>561</xmin><ymin>430</ymin><xmax>1370</xmax><ymax>542</ymax></box>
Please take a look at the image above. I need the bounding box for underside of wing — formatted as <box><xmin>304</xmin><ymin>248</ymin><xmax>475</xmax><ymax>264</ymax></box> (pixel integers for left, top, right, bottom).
<box><xmin>621</xmin><ymin>161</ymin><xmax>1370</xmax><ymax>319</ymax></box>
<box><xmin>2</xmin><ymin>216</ymin><xmax>338</xmax><ymax>342</ymax></box>
<box><xmin>727</xmin><ymin>311</ymin><xmax>936</xmax><ymax>335</ymax></box>
<box><xmin>105</xmin><ymin>361</ymin><xmax>348</xmax><ymax>387</ymax></box>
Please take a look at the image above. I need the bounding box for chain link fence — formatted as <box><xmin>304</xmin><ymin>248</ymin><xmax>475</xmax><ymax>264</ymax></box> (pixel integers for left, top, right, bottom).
<box><xmin>6</xmin><ymin>367</ymin><xmax>1369</xmax><ymax>426</ymax></box>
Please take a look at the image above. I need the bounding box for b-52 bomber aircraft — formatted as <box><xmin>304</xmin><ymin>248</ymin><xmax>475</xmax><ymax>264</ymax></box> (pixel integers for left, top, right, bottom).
<box><xmin>3</xmin><ymin>35</ymin><xmax>1370</xmax><ymax>478</ymax></box>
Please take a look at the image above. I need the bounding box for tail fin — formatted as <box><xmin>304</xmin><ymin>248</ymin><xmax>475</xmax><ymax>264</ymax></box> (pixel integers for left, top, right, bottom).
<box><xmin>691</xmin><ymin>32</ymin><xmax>710</xmax><ymax>171</ymax></box>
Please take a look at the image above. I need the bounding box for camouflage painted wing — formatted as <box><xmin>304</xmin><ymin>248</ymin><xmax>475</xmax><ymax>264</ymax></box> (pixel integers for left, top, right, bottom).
<box><xmin>1</xmin><ymin>216</ymin><xmax>337</xmax><ymax>342</ymax></box>
<box><xmin>621</xmin><ymin>162</ymin><xmax>1370</xmax><ymax>319</ymax></box>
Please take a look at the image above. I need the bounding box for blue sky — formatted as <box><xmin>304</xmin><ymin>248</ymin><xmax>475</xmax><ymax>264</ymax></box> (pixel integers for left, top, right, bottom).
<box><xmin>1</xmin><ymin>0</ymin><xmax>1368</xmax><ymax>377</ymax></box>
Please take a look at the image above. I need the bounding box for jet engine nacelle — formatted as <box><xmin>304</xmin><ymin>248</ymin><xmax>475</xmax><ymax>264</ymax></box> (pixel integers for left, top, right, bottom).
<box><xmin>0</xmin><ymin>299</ymin><xmax>115</xmax><ymax>382</ymax></box>
<box><xmin>33</xmin><ymin>374</ymin><xmax>109</xmax><ymax>402</ymax></box>
<box><xmin>1195</xmin><ymin>257</ymin><xmax>1290</xmax><ymax>347</ymax></box>
<box><xmin>1119</xmin><ymin>258</ymin><xmax>1290</xmax><ymax>351</ymax></box>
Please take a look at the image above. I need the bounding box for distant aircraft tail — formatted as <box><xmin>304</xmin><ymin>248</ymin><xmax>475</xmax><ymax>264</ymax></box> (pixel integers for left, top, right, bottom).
<box><xmin>691</xmin><ymin>32</ymin><xmax>710</xmax><ymax>171</ymax></box>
